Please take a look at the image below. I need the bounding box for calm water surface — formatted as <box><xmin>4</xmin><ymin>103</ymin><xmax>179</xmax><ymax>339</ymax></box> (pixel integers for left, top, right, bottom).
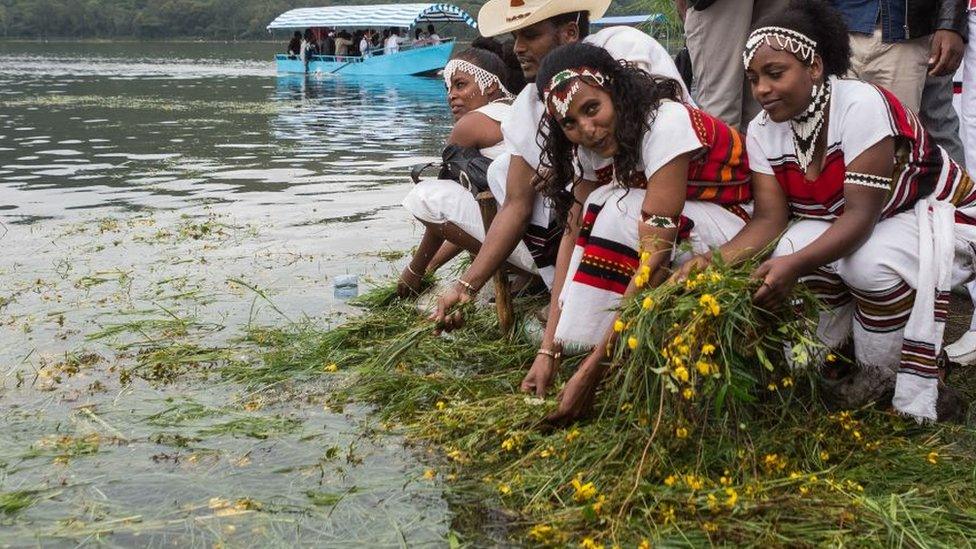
<box><xmin>0</xmin><ymin>41</ymin><xmax>460</xmax><ymax>546</ymax></box>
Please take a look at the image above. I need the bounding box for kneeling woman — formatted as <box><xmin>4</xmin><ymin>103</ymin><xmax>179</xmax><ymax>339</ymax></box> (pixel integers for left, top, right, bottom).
<box><xmin>714</xmin><ymin>1</ymin><xmax>975</xmax><ymax>421</ymax></box>
<box><xmin>399</xmin><ymin>45</ymin><xmax>534</xmax><ymax>297</ymax></box>
<box><xmin>522</xmin><ymin>43</ymin><xmax>753</xmax><ymax>423</ymax></box>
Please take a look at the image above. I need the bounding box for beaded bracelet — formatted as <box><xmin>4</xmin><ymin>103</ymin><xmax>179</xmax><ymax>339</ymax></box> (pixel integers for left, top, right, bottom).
<box><xmin>845</xmin><ymin>172</ymin><xmax>891</xmax><ymax>191</ymax></box>
<box><xmin>456</xmin><ymin>278</ymin><xmax>478</xmax><ymax>295</ymax></box>
<box><xmin>641</xmin><ymin>211</ymin><xmax>679</xmax><ymax>229</ymax></box>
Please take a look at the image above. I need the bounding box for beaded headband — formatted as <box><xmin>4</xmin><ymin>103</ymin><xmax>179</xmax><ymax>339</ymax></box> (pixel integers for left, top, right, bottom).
<box><xmin>443</xmin><ymin>59</ymin><xmax>514</xmax><ymax>99</ymax></box>
<box><xmin>543</xmin><ymin>67</ymin><xmax>608</xmax><ymax>118</ymax></box>
<box><xmin>742</xmin><ymin>26</ymin><xmax>818</xmax><ymax>70</ymax></box>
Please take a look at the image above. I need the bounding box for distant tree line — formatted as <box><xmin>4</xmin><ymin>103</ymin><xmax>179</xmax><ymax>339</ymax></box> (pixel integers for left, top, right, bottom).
<box><xmin>0</xmin><ymin>0</ymin><xmax>669</xmax><ymax>40</ymax></box>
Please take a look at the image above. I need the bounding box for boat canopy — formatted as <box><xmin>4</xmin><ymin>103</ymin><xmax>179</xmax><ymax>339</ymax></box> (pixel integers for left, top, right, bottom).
<box><xmin>267</xmin><ymin>3</ymin><xmax>477</xmax><ymax>31</ymax></box>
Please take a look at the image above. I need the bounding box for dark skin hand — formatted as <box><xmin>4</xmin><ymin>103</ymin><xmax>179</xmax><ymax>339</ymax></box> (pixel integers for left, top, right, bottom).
<box><xmin>929</xmin><ymin>29</ymin><xmax>964</xmax><ymax>77</ymax></box>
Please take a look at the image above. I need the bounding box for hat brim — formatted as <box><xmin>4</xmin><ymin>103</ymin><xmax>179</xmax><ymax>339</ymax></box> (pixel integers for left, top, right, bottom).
<box><xmin>478</xmin><ymin>0</ymin><xmax>612</xmax><ymax>38</ymax></box>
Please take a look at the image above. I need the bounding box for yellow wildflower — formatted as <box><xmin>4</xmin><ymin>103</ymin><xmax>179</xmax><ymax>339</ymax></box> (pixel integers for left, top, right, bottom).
<box><xmin>323</xmin><ymin>363</ymin><xmax>339</xmax><ymax>373</ymax></box>
<box><xmin>663</xmin><ymin>475</ymin><xmax>678</xmax><ymax>487</ymax></box>
<box><xmin>640</xmin><ymin>265</ymin><xmax>651</xmax><ymax>277</ymax></box>
<box><xmin>706</xmin><ymin>493</ymin><xmax>718</xmax><ymax>510</ymax></box>
<box><xmin>498</xmin><ymin>483</ymin><xmax>511</xmax><ymax>495</ymax></box>
<box><xmin>767</xmin><ymin>382</ymin><xmax>778</xmax><ymax>391</ymax></box>
<box><xmin>682</xmin><ymin>387</ymin><xmax>695</xmax><ymax>400</ymax></box>
<box><xmin>528</xmin><ymin>524</ymin><xmax>556</xmax><ymax>543</ymax></box>
<box><xmin>620</xmin><ymin>402</ymin><xmax>633</xmax><ymax>412</ymax></box>
<box><xmin>675</xmin><ymin>426</ymin><xmax>689</xmax><ymax>439</ymax></box>
<box><xmin>720</xmin><ymin>475</ymin><xmax>732</xmax><ymax>486</ymax></box>
<box><xmin>634</xmin><ymin>274</ymin><xmax>647</xmax><ymax>288</ymax></box>
<box><xmin>819</xmin><ymin>451</ymin><xmax>830</xmax><ymax>462</ymax></box>
<box><xmin>565</xmin><ymin>428</ymin><xmax>581</xmax><ymax>443</ymax></box>
<box><xmin>826</xmin><ymin>353</ymin><xmax>837</xmax><ymax>363</ymax></box>
<box><xmin>435</xmin><ymin>401</ymin><xmax>447</xmax><ymax>410</ymax></box>
<box><xmin>701</xmin><ymin>343</ymin><xmax>716</xmax><ymax>355</ymax></box>
<box><xmin>685</xmin><ymin>278</ymin><xmax>698</xmax><ymax>290</ymax></box>
<box><xmin>580</xmin><ymin>538</ymin><xmax>604</xmax><ymax>549</ymax></box>
<box><xmin>684</xmin><ymin>474</ymin><xmax>704</xmax><ymax>491</ymax></box>
<box><xmin>642</xmin><ymin>296</ymin><xmax>654</xmax><ymax>310</ymax></box>
<box><xmin>628</xmin><ymin>336</ymin><xmax>639</xmax><ymax>350</ymax></box>
<box><xmin>709</xmin><ymin>272</ymin><xmax>723</xmax><ymax>283</ymax></box>
<box><xmin>592</xmin><ymin>494</ymin><xmax>608</xmax><ymax>515</ymax></box>
<box><xmin>703</xmin><ymin>521</ymin><xmax>719</xmax><ymax>533</ymax></box>
<box><xmin>501</xmin><ymin>437</ymin><xmax>519</xmax><ymax>452</ymax></box>
<box><xmin>927</xmin><ymin>451</ymin><xmax>939</xmax><ymax>464</ymax></box>
<box><xmin>613</xmin><ymin>320</ymin><xmax>625</xmax><ymax>333</ymax></box>
<box><xmin>673</xmin><ymin>366</ymin><xmax>689</xmax><ymax>383</ymax></box>
<box><xmin>640</xmin><ymin>251</ymin><xmax>651</xmax><ymax>263</ymax></box>
<box><xmin>539</xmin><ymin>446</ymin><xmax>555</xmax><ymax>459</ymax></box>
<box><xmin>781</xmin><ymin>376</ymin><xmax>794</xmax><ymax>388</ymax></box>
<box><xmin>695</xmin><ymin>360</ymin><xmax>711</xmax><ymax>375</ymax></box>
<box><xmin>571</xmin><ymin>477</ymin><xmax>598</xmax><ymax>502</ymax></box>
<box><xmin>678</xmin><ymin>344</ymin><xmax>691</xmax><ymax>355</ymax></box>
<box><xmin>724</xmin><ymin>487</ymin><xmax>739</xmax><ymax>508</ymax></box>
<box><xmin>638</xmin><ymin>540</ymin><xmax>651</xmax><ymax>549</ymax></box>
<box><xmin>672</xmin><ymin>335</ymin><xmax>684</xmax><ymax>346</ymax></box>
<box><xmin>699</xmin><ymin>294</ymin><xmax>721</xmax><ymax>316</ymax></box>
<box><xmin>423</xmin><ymin>469</ymin><xmax>436</xmax><ymax>480</ymax></box>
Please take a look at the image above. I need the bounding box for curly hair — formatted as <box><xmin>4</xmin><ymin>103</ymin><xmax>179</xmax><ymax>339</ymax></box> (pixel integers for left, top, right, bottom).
<box><xmin>534</xmin><ymin>42</ymin><xmax>682</xmax><ymax>226</ymax></box>
<box><xmin>751</xmin><ymin>0</ymin><xmax>852</xmax><ymax>77</ymax></box>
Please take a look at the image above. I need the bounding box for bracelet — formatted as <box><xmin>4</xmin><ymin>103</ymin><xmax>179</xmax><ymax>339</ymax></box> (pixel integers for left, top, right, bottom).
<box><xmin>640</xmin><ymin>211</ymin><xmax>679</xmax><ymax>229</ymax></box>
<box><xmin>844</xmin><ymin>171</ymin><xmax>891</xmax><ymax>191</ymax></box>
<box><xmin>537</xmin><ymin>348</ymin><xmax>561</xmax><ymax>360</ymax></box>
<box><xmin>406</xmin><ymin>264</ymin><xmax>422</xmax><ymax>278</ymax></box>
<box><xmin>456</xmin><ymin>278</ymin><xmax>477</xmax><ymax>295</ymax></box>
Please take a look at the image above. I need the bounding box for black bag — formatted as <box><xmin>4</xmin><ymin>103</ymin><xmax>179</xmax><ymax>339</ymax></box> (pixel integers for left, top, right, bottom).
<box><xmin>410</xmin><ymin>144</ymin><xmax>493</xmax><ymax>194</ymax></box>
<box><xmin>688</xmin><ymin>0</ymin><xmax>719</xmax><ymax>10</ymax></box>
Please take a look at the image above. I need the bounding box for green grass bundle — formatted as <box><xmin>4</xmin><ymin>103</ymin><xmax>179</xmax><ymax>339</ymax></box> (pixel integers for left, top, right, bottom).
<box><xmin>607</xmin><ymin>258</ymin><xmax>823</xmax><ymax>440</ymax></box>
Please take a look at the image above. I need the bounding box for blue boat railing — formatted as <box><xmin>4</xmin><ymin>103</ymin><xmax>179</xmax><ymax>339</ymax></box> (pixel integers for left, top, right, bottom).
<box><xmin>276</xmin><ymin>37</ymin><xmax>455</xmax><ymax>64</ymax></box>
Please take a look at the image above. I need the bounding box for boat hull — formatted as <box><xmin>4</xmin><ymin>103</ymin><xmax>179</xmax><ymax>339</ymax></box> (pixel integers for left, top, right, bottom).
<box><xmin>276</xmin><ymin>41</ymin><xmax>454</xmax><ymax>76</ymax></box>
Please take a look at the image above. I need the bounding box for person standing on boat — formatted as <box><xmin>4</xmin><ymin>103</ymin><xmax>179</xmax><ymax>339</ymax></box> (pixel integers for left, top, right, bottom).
<box><xmin>428</xmin><ymin>24</ymin><xmax>442</xmax><ymax>45</ymax></box>
<box><xmin>287</xmin><ymin>31</ymin><xmax>302</xmax><ymax>57</ymax></box>
<box><xmin>427</xmin><ymin>0</ymin><xmax>690</xmax><ymax>328</ymax></box>
<box><xmin>385</xmin><ymin>29</ymin><xmax>402</xmax><ymax>55</ymax></box>
<box><xmin>360</xmin><ymin>30</ymin><xmax>373</xmax><ymax>58</ymax></box>
<box><xmin>399</xmin><ymin>44</ymin><xmax>527</xmax><ymax>296</ymax></box>
<box><xmin>335</xmin><ymin>31</ymin><xmax>353</xmax><ymax>58</ymax></box>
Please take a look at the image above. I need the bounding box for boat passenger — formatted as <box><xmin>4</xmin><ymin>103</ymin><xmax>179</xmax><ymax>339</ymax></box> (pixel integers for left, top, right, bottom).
<box><xmin>414</xmin><ymin>28</ymin><xmax>429</xmax><ymax>47</ymax></box>
<box><xmin>427</xmin><ymin>0</ymin><xmax>690</xmax><ymax>330</ymax></box>
<box><xmin>358</xmin><ymin>31</ymin><xmax>371</xmax><ymax>57</ymax></box>
<box><xmin>335</xmin><ymin>31</ymin><xmax>353</xmax><ymax>57</ymax></box>
<box><xmin>385</xmin><ymin>28</ymin><xmax>402</xmax><ymax>55</ymax></box>
<box><xmin>427</xmin><ymin>24</ymin><xmax>442</xmax><ymax>45</ymax></box>
<box><xmin>684</xmin><ymin>0</ymin><xmax>975</xmax><ymax>421</ymax></box>
<box><xmin>526</xmin><ymin>43</ymin><xmax>753</xmax><ymax>423</ymax></box>
<box><xmin>287</xmin><ymin>31</ymin><xmax>302</xmax><ymax>57</ymax></box>
<box><xmin>399</xmin><ymin>43</ymin><xmax>526</xmax><ymax>296</ymax></box>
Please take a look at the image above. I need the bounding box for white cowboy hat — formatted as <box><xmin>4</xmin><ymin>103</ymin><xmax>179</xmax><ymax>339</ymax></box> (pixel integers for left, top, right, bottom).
<box><xmin>478</xmin><ymin>0</ymin><xmax>612</xmax><ymax>38</ymax></box>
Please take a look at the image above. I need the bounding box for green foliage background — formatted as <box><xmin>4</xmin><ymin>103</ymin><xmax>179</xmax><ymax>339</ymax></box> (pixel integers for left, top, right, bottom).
<box><xmin>0</xmin><ymin>0</ymin><xmax>680</xmax><ymax>40</ymax></box>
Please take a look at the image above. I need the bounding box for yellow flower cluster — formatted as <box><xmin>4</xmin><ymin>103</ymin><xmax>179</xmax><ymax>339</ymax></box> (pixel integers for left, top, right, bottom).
<box><xmin>698</xmin><ymin>294</ymin><xmax>721</xmax><ymax>316</ymax></box>
<box><xmin>571</xmin><ymin>475</ymin><xmax>598</xmax><ymax>503</ymax></box>
<box><xmin>762</xmin><ymin>453</ymin><xmax>788</xmax><ymax>473</ymax></box>
<box><xmin>527</xmin><ymin>524</ymin><xmax>558</xmax><ymax>543</ymax></box>
<box><xmin>634</xmin><ymin>264</ymin><xmax>652</xmax><ymax>289</ymax></box>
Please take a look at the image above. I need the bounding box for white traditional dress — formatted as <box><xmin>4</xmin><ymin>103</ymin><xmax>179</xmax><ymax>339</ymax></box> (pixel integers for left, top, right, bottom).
<box><xmin>747</xmin><ymin>77</ymin><xmax>976</xmax><ymax>421</ymax></box>
<box><xmin>402</xmin><ymin>101</ymin><xmax>540</xmax><ymax>274</ymax></box>
<box><xmin>553</xmin><ymin>101</ymin><xmax>753</xmax><ymax>347</ymax></box>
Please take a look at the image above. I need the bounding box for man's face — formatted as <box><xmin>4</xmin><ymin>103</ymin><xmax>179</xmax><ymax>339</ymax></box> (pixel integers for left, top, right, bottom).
<box><xmin>511</xmin><ymin>20</ymin><xmax>578</xmax><ymax>82</ymax></box>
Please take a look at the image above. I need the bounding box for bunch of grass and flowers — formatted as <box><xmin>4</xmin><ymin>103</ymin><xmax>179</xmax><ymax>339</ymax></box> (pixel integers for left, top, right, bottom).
<box><xmin>251</xmin><ymin>262</ymin><xmax>976</xmax><ymax>547</ymax></box>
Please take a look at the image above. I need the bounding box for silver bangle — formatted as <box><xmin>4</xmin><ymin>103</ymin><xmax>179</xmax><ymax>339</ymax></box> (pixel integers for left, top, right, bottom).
<box><xmin>456</xmin><ymin>278</ymin><xmax>477</xmax><ymax>295</ymax></box>
<box><xmin>406</xmin><ymin>264</ymin><xmax>422</xmax><ymax>278</ymax></box>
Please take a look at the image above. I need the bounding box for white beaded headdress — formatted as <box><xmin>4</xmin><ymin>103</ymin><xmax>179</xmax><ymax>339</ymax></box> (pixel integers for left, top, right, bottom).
<box><xmin>543</xmin><ymin>67</ymin><xmax>608</xmax><ymax>118</ymax></box>
<box><xmin>742</xmin><ymin>26</ymin><xmax>818</xmax><ymax>70</ymax></box>
<box><xmin>443</xmin><ymin>59</ymin><xmax>513</xmax><ymax>99</ymax></box>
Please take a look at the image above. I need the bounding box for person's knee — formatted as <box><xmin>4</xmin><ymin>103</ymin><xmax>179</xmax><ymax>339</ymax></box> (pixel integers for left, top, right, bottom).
<box><xmin>838</xmin><ymin>244</ymin><xmax>900</xmax><ymax>292</ymax></box>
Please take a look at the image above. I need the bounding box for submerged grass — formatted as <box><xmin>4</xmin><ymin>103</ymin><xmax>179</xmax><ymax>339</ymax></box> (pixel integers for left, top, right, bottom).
<box><xmin>245</xmin><ymin>267</ymin><xmax>976</xmax><ymax>547</ymax></box>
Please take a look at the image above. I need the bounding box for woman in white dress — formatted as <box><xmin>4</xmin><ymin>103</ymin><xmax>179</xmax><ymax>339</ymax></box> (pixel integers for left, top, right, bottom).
<box><xmin>398</xmin><ymin>45</ymin><xmax>527</xmax><ymax>296</ymax></box>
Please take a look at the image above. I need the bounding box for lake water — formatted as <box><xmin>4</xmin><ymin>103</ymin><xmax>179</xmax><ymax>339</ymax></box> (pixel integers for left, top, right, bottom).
<box><xmin>0</xmin><ymin>41</ymin><xmax>459</xmax><ymax>546</ymax></box>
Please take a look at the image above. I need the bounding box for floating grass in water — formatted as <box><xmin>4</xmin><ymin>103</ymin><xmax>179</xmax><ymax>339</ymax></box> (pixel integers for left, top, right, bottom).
<box><xmin>271</xmin><ymin>266</ymin><xmax>976</xmax><ymax>546</ymax></box>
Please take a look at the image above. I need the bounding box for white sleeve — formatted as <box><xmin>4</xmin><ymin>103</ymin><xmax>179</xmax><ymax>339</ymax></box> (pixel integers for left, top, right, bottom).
<box><xmin>584</xmin><ymin>26</ymin><xmax>693</xmax><ymax>105</ymax></box>
<box><xmin>500</xmin><ymin>86</ymin><xmax>547</xmax><ymax>169</ymax></box>
<box><xmin>641</xmin><ymin>102</ymin><xmax>704</xmax><ymax>180</ymax></box>
<box><xmin>838</xmin><ymin>82</ymin><xmax>899</xmax><ymax>165</ymax></box>
<box><xmin>745</xmin><ymin>118</ymin><xmax>775</xmax><ymax>175</ymax></box>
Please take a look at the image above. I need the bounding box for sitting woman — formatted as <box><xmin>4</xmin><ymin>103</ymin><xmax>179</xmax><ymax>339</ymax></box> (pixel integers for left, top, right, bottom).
<box><xmin>399</xmin><ymin>44</ymin><xmax>531</xmax><ymax>296</ymax></box>
<box><xmin>521</xmin><ymin>42</ymin><xmax>754</xmax><ymax>423</ymax></box>
<box><xmin>687</xmin><ymin>0</ymin><xmax>976</xmax><ymax>421</ymax></box>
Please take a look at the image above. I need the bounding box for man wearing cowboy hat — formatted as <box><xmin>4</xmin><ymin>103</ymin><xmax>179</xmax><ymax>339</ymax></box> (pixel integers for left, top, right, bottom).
<box><xmin>431</xmin><ymin>1</ymin><xmax>689</xmax><ymax>345</ymax></box>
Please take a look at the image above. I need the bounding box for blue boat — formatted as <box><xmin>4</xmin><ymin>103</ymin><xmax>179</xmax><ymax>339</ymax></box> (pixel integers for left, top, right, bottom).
<box><xmin>267</xmin><ymin>3</ymin><xmax>478</xmax><ymax>76</ymax></box>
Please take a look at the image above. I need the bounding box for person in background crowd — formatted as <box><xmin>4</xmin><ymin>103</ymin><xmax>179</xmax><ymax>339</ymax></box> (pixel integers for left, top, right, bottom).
<box><xmin>335</xmin><ymin>30</ymin><xmax>353</xmax><ymax>57</ymax></box>
<box><xmin>359</xmin><ymin>30</ymin><xmax>372</xmax><ymax>57</ymax></box>
<box><xmin>428</xmin><ymin>24</ymin><xmax>442</xmax><ymax>44</ymax></box>
<box><xmin>287</xmin><ymin>31</ymin><xmax>302</xmax><ymax>57</ymax></box>
<box><xmin>829</xmin><ymin>0</ymin><xmax>966</xmax><ymax>113</ymax></box>
<box><xmin>399</xmin><ymin>43</ymin><xmax>523</xmax><ymax>296</ymax></box>
<box><xmin>301</xmin><ymin>28</ymin><xmax>319</xmax><ymax>69</ymax></box>
<box><xmin>385</xmin><ymin>28</ymin><xmax>402</xmax><ymax>55</ymax></box>
<box><xmin>674</xmin><ymin>0</ymin><xmax>789</xmax><ymax>131</ymax></box>
<box><xmin>920</xmin><ymin>74</ymin><xmax>966</xmax><ymax>164</ymax></box>
<box><xmin>414</xmin><ymin>28</ymin><xmax>429</xmax><ymax>47</ymax></box>
<box><xmin>525</xmin><ymin>43</ymin><xmax>753</xmax><ymax>423</ymax></box>
<box><xmin>429</xmin><ymin>0</ymin><xmax>691</xmax><ymax>344</ymax></box>
<box><xmin>322</xmin><ymin>30</ymin><xmax>337</xmax><ymax>57</ymax></box>
<box><xmin>947</xmin><ymin>0</ymin><xmax>976</xmax><ymax>366</ymax></box>
<box><xmin>723</xmin><ymin>0</ymin><xmax>975</xmax><ymax>421</ymax></box>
